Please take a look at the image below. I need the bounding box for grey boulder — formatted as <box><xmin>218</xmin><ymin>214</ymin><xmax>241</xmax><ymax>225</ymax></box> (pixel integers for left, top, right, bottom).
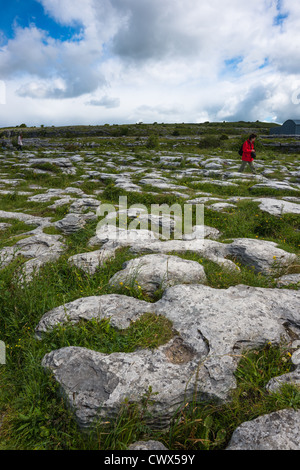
<box><xmin>226</xmin><ymin>408</ymin><xmax>300</xmax><ymax>450</ymax></box>
<box><xmin>225</xmin><ymin>238</ymin><xmax>297</xmax><ymax>275</ymax></box>
<box><xmin>68</xmin><ymin>243</ymin><xmax>118</xmax><ymax>275</ymax></box>
<box><xmin>0</xmin><ymin>233</ymin><xmax>65</xmax><ymax>280</ymax></box>
<box><xmin>35</xmin><ymin>294</ymin><xmax>155</xmax><ymax>337</ymax></box>
<box><xmin>40</xmin><ymin>284</ymin><xmax>300</xmax><ymax>430</ymax></box>
<box><xmin>128</xmin><ymin>440</ymin><xmax>168</xmax><ymax>450</ymax></box>
<box><xmin>55</xmin><ymin>213</ymin><xmax>95</xmax><ymax>234</ymax></box>
<box><xmin>254</xmin><ymin>198</ymin><xmax>300</xmax><ymax>216</ymax></box>
<box><xmin>109</xmin><ymin>254</ymin><xmax>207</xmax><ymax>295</ymax></box>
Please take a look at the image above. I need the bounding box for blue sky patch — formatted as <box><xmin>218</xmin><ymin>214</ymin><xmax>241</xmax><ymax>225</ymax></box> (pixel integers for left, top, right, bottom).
<box><xmin>273</xmin><ymin>0</ymin><xmax>289</xmax><ymax>26</ymax></box>
<box><xmin>0</xmin><ymin>0</ymin><xmax>82</xmax><ymax>42</ymax></box>
<box><xmin>273</xmin><ymin>12</ymin><xmax>289</xmax><ymax>26</ymax></box>
<box><xmin>224</xmin><ymin>56</ymin><xmax>243</xmax><ymax>71</ymax></box>
<box><xmin>259</xmin><ymin>58</ymin><xmax>270</xmax><ymax>69</ymax></box>
<box><xmin>220</xmin><ymin>56</ymin><xmax>244</xmax><ymax>78</ymax></box>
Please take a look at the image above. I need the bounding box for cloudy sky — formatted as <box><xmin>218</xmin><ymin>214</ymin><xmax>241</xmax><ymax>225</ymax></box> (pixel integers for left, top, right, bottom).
<box><xmin>0</xmin><ymin>0</ymin><xmax>300</xmax><ymax>127</ymax></box>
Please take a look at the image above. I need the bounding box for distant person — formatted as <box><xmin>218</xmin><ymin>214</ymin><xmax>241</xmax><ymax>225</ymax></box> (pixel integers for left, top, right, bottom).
<box><xmin>17</xmin><ymin>133</ymin><xmax>23</xmax><ymax>151</ymax></box>
<box><xmin>238</xmin><ymin>133</ymin><xmax>257</xmax><ymax>173</ymax></box>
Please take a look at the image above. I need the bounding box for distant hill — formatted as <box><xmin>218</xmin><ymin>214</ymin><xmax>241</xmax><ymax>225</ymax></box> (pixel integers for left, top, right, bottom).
<box><xmin>0</xmin><ymin>121</ymin><xmax>280</xmax><ymax>139</ymax></box>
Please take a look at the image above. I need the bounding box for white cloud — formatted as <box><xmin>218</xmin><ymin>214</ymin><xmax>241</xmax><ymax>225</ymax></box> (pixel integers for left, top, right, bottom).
<box><xmin>86</xmin><ymin>95</ymin><xmax>120</xmax><ymax>108</ymax></box>
<box><xmin>0</xmin><ymin>80</ymin><xmax>6</xmax><ymax>104</ymax></box>
<box><xmin>0</xmin><ymin>26</ymin><xmax>58</xmax><ymax>78</ymax></box>
<box><xmin>0</xmin><ymin>0</ymin><xmax>300</xmax><ymax>125</ymax></box>
<box><xmin>16</xmin><ymin>78</ymin><xmax>66</xmax><ymax>99</ymax></box>
<box><xmin>36</xmin><ymin>0</ymin><xmax>94</xmax><ymax>26</ymax></box>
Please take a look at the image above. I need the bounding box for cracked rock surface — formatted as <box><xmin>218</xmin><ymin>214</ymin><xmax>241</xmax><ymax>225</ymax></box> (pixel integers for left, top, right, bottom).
<box><xmin>1</xmin><ymin>138</ymin><xmax>300</xmax><ymax>447</ymax></box>
<box><xmin>40</xmin><ymin>284</ymin><xmax>300</xmax><ymax>429</ymax></box>
<box><xmin>109</xmin><ymin>254</ymin><xmax>207</xmax><ymax>295</ymax></box>
<box><xmin>226</xmin><ymin>408</ymin><xmax>300</xmax><ymax>450</ymax></box>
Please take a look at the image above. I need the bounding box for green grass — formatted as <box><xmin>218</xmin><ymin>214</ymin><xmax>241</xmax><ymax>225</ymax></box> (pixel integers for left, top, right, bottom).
<box><xmin>40</xmin><ymin>313</ymin><xmax>174</xmax><ymax>354</ymax></box>
<box><xmin>0</xmin><ymin>240</ymin><xmax>299</xmax><ymax>450</ymax></box>
<box><xmin>101</xmin><ymin>182</ymin><xmax>183</xmax><ymax>207</ymax></box>
<box><xmin>203</xmin><ymin>200</ymin><xmax>300</xmax><ymax>253</ymax></box>
<box><xmin>160</xmin><ymin>344</ymin><xmax>299</xmax><ymax>451</ymax></box>
<box><xmin>29</xmin><ymin>162</ymin><xmax>63</xmax><ymax>174</ymax></box>
<box><xmin>171</xmin><ymin>251</ymin><xmax>271</xmax><ymax>288</ymax></box>
<box><xmin>0</xmin><ymin>218</ymin><xmax>37</xmax><ymax>249</ymax></box>
<box><xmin>0</xmin><ymin>246</ymin><xmax>173</xmax><ymax>450</ymax></box>
<box><xmin>1</xmin><ymin>332</ymin><xmax>298</xmax><ymax>450</ymax></box>
<box><xmin>0</xmin><ymin>122</ymin><xmax>300</xmax><ymax>450</ymax></box>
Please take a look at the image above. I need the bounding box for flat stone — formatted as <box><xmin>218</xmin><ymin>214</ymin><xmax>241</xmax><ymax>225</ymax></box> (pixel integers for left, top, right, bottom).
<box><xmin>283</xmin><ymin>196</ymin><xmax>300</xmax><ymax>203</ymax></box>
<box><xmin>266</xmin><ymin>367</ymin><xmax>300</xmax><ymax>393</ymax></box>
<box><xmin>28</xmin><ymin>187</ymin><xmax>88</xmax><ymax>204</ymax></box>
<box><xmin>0</xmin><ymin>210</ymin><xmax>52</xmax><ymax>229</ymax></box>
<box><xmin>250</xmin><ymin>181</ymin><xmax>299</xmax><ymax>192</ymax></box>
<box><xmin>139</xmin><ymin>177</ymin><xmax>186</xmax><ymax>191</ymax></box>
<box><xmin>12</xmin><ymin>233</ymin><xmax>64</xmax><ymax>259</ymax></box>
<box><xmin>0</xmin><ymin>190</ymin><xmax>33</xmax><ymax>196</ymax></box>
<box><xmin>0</xmin><ymin>179</ymin><xmax>23</xmax><ymax>186</ymax></box>
<box><xmin>225</xmin><ymin>238</ymin><xmax>297</xmax><ymax>275</ymax></box>
<box><xmin>208</xmin><ymin>202</ymin><xmax>236</xmax><ymax>212</ymax></box>
<box><xmin>0</xmin><ymin>233</ymin><xmax>65</xmax><ymax>280</ymax></box>
<box><xmin>28</xmin><ymin>190</ymin><xmax>65</xmax><ymax>203</ymax></box>
<box><xmin>254</xmin><ymin>198</ymin><xmax>300</xmax><ymax>216</ymax></box>
<box><xmin>224</xmin><ymin>172</ymin><xmax>267</xmax><ymax>181</ymax></box>
<box><xmin>226</xmin><ymin>409</ymin><xmax>300</xmax><ymax>450</ymax></box>
<box><xmin>128</xmin><ymin>238</ymin><xmax>237</xmax><ymax>271</ymax></box>
<box><xmin>203</xmin><ymin>179</ymin><xmax>239</xmax><ymax>187</ymax></box>
<box><xmin>70</xmin><ymin>155</ymin><xmax>84</xmax><ymax>163</ymax></box>
<box><xmin>68</xmin><ymin>243</ymin><xmax>118</xmax><ymax>275</ymax></box>
<box><xmin>68</xmin><ymin>198</ymin><xmax>99</xmax><ymax>213</ymax></box>
<box><xmin>292</xmin><ymin>346</ymin><xmax>300</xmax><ymax>366</ymax></box>
<box><xmin>128</xmin><ymin>440</ymin><xmax>168</xmax><ymax>450</ymax></box>
<box><xmin>114</xmin><ymin>177</ymin><xmax>142</xmax><ymax>192</ymax></box>
<box><xmin>187</xmin><ymin>197</ymin><xmax>226</xmax><ymax>204</ymax></box>
<box><xmin>90</xmin><ymin>224</ymin><xmax>160</xmax><ymax>247</ymax></box>
<box><xmin>182</xmin><ymin>225</ymin><xmax>221</xmax><ymax>240</ymax></box>
<box><xmin>28</xmin><ymin>157</ymin><xmax>76</xmax><ymax>175</ymax></box>
<box><xmin>55</xmin><ymin>213</ymin><xmax>87</xmax><ymax>234</ymax></box>
<box><xmin>276</xmin><ymin>273</ymin><xmax>300</xmax><ymax>287</ymax></box>
<box><xmin>48</xmin><ymin>197</ymin><xmax>76</xmax><ymax>209</ymax></box>
<box><xmin>128</xmin><ymin>236</ymin><xmax>297</xmax><ymax>275</ymax></box>
<box><xmin>203</xmin><ymin>162</ymin><xmax>223</xmax><ymax>170</ymax></box>
<box><xmin>35</xmin><ymin>294</ymin><xmax>155</xmax><ymax>337</ymax></box>
<box><xmin>109</xmin><ymin>254</ymin><xmax>207</xmax><ymax>295</ymax></box>
<box><xmin>40</xmin><ymin>284</ymin><xmax>300</xmax><ymax>429</ymax></box>
<box><xmin>0</xmin><ymin>223</ymin><xmax>12</xmax><ymax>231</ymax></box>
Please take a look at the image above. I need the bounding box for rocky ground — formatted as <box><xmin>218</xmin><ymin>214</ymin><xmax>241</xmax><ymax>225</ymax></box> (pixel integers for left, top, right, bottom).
<box><xmin>0</xmin><ymin>124</ymin><xmax>299</xmax><ymax>450</ymax></box>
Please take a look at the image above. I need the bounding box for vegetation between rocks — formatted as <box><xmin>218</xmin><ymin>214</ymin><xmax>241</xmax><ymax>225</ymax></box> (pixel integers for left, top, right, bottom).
<box><xmin>0</xmin><ymin>121</ymin><xmax>299</xmax><ymax>450</ymax></box>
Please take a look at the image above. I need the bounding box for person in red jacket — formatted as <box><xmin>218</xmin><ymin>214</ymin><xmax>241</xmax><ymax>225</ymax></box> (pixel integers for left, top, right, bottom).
<box><xmin>238</xmin><ymin>133</ymin><xmax>257</xmax><ymax>173</ymax></box>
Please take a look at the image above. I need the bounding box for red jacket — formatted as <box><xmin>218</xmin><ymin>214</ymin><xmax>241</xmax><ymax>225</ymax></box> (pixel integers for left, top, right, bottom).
<box><xmin>242</xmin><ymin>139</ymin><xmax>254</xmax><ymax>162</ymax></box>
